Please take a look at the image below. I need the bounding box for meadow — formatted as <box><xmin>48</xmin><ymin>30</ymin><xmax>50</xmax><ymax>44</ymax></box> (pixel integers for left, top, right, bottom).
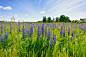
<box><xmin>0</xmin><ymin>22</ymin><xmax>86</xmax><ymax>57</ymax></box>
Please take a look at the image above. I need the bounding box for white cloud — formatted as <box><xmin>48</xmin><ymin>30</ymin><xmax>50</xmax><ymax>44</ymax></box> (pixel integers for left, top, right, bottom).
<box><xmin>25</xmin><ymin>14</ymin><xmax>28</xmax><ymax>16</ymax></box>
<box><xmin>0</xmin><ymin>16</ymin><xmax>3</xmax><ymax>17</ymax></box>
<box><xmin>0</xmin><ymin>6</ymin><xmax>3</xmax><ymax>9</ymax></box>
<box><xmin>3</xmin><ymin>6</ymin><xmax>12</xmax><ymax>10</ymax></box>
<box><xmin>6</xmin><ymin>16</ymin><xmax>9</xmax><ymax>17</ymax></box>
<box><xmin>40</xmin><ymin>11</ymin><xmax>45</xmax><ymax>14</ymax></box>
<box><xmin>14</xmin><ymin>14</ymin><xmax>18</xmax><ymax>17</ymax></box>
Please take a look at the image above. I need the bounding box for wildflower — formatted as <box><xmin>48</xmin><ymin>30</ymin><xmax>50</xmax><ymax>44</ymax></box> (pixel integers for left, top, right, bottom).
<box><xmin>5</xmin><ymin>32</ymin><xmax>8</xmax><ymax>39</ymax></box>
<box><xmin>47</xmin><ymin>29</ymin><xmax>51</xmax><ymax>39</ymax></box>
<box><xmin>45</xmin><ymin>27</ymin><xmax>47</xmax><ymax>37</ymax></box>
<box><xmin>54</xmin><ymin>35</ymin><xmax>56</xmax><ymax>44</ymax></box>
<box><xmin>30</xmin><ymin>26</ymin><xmax>33</xmax><ymax>37</ymax></box>
<box><xmin>50</xmin><ymin>38</ymin><xmax>53</xmax><ymax>46</ymax></box>
<box><xmin>68</xmin><ymin>27</ymin><xmax>70</xmax><ymax>35</ymax></box>
<box><xmin>23</xmin><ymin>26</ymin><xmax>25</xmax><ymax>39</ymax></box>
<box><xmin>60</xmin><ymin>26</ymin><xmax>62</xmax><ymax>36</ymax></box>
<box><xmin>70</xmin><ymin>36</ymin><xmax>72</xmax><ymax>41</ymax></box>
<box><xmin>63</xmin><ymin>27</ymin><xmax>65</xmax><ymax>37</ymax></box>
<box><xmin>42</xmin><ymin>24</ymin><xmax>44</xmax><ymax>35</ymax></box>
<box><xmin>1</xmin><ymin>23</ymin><xmax>3</xmax><ymax>33</ymax></box>
<box><xmin>37</xmin><ymin>26</ymin><xmax>41</xmax><ymax>39</ymax></box>
<box><xmin>72</xmin><ymin>29</ymin><xmax>74</xmax><ymax>36</ymax></box>
<box><xmin>1</xmin><ymin>34</ymin><xmax>4</xmax><ymax>43</ymax></box>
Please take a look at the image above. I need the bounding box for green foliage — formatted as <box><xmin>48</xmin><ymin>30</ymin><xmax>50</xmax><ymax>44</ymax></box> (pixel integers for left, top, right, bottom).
<box><xmin>48</xmin><ymin>17</ymin><xmax>51</xmax><ymax>23</ymax></box>
<box><xmin>56</xmin><ymin>17</ymin><xmax>59</xmax><ymax>22</ymax></box>
<box><xmin>43</xmin><ymin>16</ymin><xmax>46</xmax><ymax>22</ymax></box>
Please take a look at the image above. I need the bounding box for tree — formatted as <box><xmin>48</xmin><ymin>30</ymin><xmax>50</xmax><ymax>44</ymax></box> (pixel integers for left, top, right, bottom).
<box><xmin>11</xmin><ymin>16</ymin><xmax>15</xmax><ymax>22</ymax></box>
<box><xmin>65</xmin><ymin>16</ymin><xmax>71</xmax><ymax>22</ymax></box>
<box><xmin>48</xmin><ymin>17</ymin><xmax>51</xmax><ymax>23</ymax></box>
<box><xmin>53</xmin><ymin>18</ymin><xmax>55</xmax><ymax>21</ymax></box>
<box><xmin>56</xmin><ymin>17</ymin><xmax>59</xmax><ymax>22</ymax></box>
<box><xmin>43</xmin><ymin>16</ymin><xmax>46</xmax><ymax>22</ymax></box>
<box><xmin>59</xmin><ymin>15</ymin><xmax>65</xmax><ymax>22</ymax></box>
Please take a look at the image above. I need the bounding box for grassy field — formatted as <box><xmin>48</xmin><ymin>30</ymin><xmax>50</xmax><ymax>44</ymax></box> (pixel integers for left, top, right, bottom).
<box><xmin>0</xmin><ymin>22</ymin><xmax>86</xmax><ymax>57</ymax></box>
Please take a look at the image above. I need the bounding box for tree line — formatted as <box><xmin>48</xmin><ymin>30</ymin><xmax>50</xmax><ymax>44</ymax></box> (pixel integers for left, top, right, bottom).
<box><xmin>43</xmin><ymin>15</ymin><xmax>71</xmax><ymax>23</ymax></box>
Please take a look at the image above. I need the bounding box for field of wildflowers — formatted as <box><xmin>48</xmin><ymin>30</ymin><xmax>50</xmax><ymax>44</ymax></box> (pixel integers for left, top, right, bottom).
<box><xmin>0</xmin><ymin>22</ymin><xmax>86</xmax><ymax>57</ymax></box>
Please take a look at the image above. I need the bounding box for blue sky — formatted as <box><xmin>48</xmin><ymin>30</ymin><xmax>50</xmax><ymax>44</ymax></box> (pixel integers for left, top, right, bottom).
<box><xmin>0</xmin><ymin>0</ymin><xmax>86</xmax><ymax>22</ymax></box>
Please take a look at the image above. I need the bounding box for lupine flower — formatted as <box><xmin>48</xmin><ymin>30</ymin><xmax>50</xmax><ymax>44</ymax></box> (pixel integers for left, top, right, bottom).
<box><xmin>47</xmin><ymin>29</ymin><xmax>51</xmax><ymax>39</ymax></box>
<box><xmin>37</xmin><ymin>26</ymin><xmax>41</xmax><ymax>39</ymax></box>
<box><xmin>1</xmin><ymin>34</ymin><xmax>4</xmax><ymax>43</ymax></box>
<box><xmin>68</xmin><ymin>27</ymin><xmax>70</xmax><ymax>35</ymax></box>
<box><xmin>5</xmin><ymin>32</ymin><xmax>8</xmax><ymax>39</ymax></box>
<box><xmin>1</xmin><ymin>23</ymin><xmax>3</xmax><ymax>33</ymax></box>
<box><xmin>42</xmin><ymin>24</ymin><xmax>44</xmax><ymax>35</ymax></box>
<box><xmin>23</xmin><ymin>26</ymin><xmax>25</xmax><ymax>39</ymax></box>
<box><xmin>63</xmin><ymin>27</ymin><xmax>65</xmax><ymax>37</ymax></box>
<box><xmin>72</xmin><ymin>29</ymin><xmax>74</xmax><ymax>36</ymax></box>
<box><xmin>30</xmin><ymin>26</ymin><xmax>33</xmax><ymax>37</ymax></box>
<box><xmin>53</xmin><ymin>24</ymin><xmax>54</xmax><ymax>30</ymax></box>
<box><xmin>45</xmin><ymin>27</ymin><xmax>47</xmax><ymax>37</ymax></box>
<box><xmin>60</xmin><ymin>26</ymin><xmax>62</xmax><ymax>36</ymax></box>
<box><xmin>26</xmin><ymin>29</ymin><xmax>29</xmax><ymax>34</ymax></box>
<box><xmin>50</xmin><ymin>38</ymin><xmax>53</xmax><ymax>46</ymax></box>
<box><xmin>54</xmin><ymin>35</ymin><xmax>56</xmax><ymax>44</ymax></box>
<box><xmin>70</xmin><ymin>36</ymin><xmax>72</xmax><ymax>41</ymax></box>
<box><xmin>19</xmin><ymin>24</ymin><xmax>21</xmax><ymax>32</ymax></box>
<box><xmin>47</xmin><ymin>44</ymin><xmax>49</xmax><ymax>48</ymax></box>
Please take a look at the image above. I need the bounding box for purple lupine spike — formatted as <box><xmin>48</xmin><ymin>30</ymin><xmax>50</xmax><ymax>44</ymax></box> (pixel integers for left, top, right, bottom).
<box><xmin>55</xmin><ymin>24</ymin><xmax>56</xmax><ymax>28</ymax></box>
<box><xmin>60</xmin><ymin>26</ymin><xmax>62</xmax><ymax>36</ymax></box>
<box><xmin>50</xmin><ymin>38</ymin><xmax>53</xmax><ymax>46</ymax></box>
<box><xmin>1</xmin><ymin>34</ymin><xmax>4</xmax><ymax>43</ymax></box>
<box><xmin>5</xmin><ymin>32</ymin><xmax>8</xmax><ymax>39</ymax></box>
<box><xmin>23</xmin><ymin>26</ymin><xmax>25</xmax><ymax>39</ymax></box>
<box><xmin>68</xmin><ymin>27</ymin><xmax>70</xmax><ymax>35</ymax></box>
<box><xmin>72</xmin><ymin>29</ymin><xmax>74</xmax><ymax>36</ymax></box>
<box><xmin>54</xmin><ymin>35</ymin><xmax>56</xmax><ymax>44</ymax></box>
<box><xmin>53</xmin><ymin>24</ymin><xmax>54</xmax><ymax>30</ymax></box>
<box><xmin>1</xmin><ymin>23</ymin><xmax>3</xmax><ymax>33</ymax></box>
<box><xmin>26</xmin><ymin>29</ymin><xmax>29</xmax><ymax>34</ymax></box>
<box><xmin>42</xmin><ymin>24</ymin><xmax>44</xmax><ymax>35</ymax></box>
<box><xmin>47</xmin><ymin>29</ymin><xmax>51</xmax><ymax>39</ymax></box>
<box><xmin>45</xmin><ymin>27</ymin><xmax>47</xmax><ymax>37</ymax></box>
<box><xmin>62</xmin><ymin>27</ymin><xmax>65</xmax><ymax>37</ymax></box>
<box><xmin>37</xmin><ymin>26</ymin><xmax>41</xmax><ymax>39</ymax></box>
<box><xmin>47</xmin><ymin>44</ymin><xmax>49</xmax><ymax>48</ymax></box>
<box><xmin>30</xmin><ymin>26</ymin><xmax>33</xmax><ymax>37</ymax></box>
<box><xmin>19</xmin><ymin>23</ymin><xmax>20</xmax><ymax>32</ymax></box>
<box><xmin>70</xmin><ymin>36</ymin><xmax>72</xmax><ymax>41</ymax></box>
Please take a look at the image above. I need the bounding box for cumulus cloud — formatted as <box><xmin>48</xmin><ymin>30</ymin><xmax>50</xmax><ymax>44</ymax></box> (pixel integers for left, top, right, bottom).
<box><xmin>14</xmin><ymin>14</ymin><xmax>18</xmax><ymax>17</ymax></box>
<box><xmin>40</xmin><ymin>11</ymin><xmax>45</xmax><ymax>14</ymax></box>
<box><xmin>0</xmin><ymin>16</ymin><xmax>3</xmax><ymax>17</ymax></box>
<box><xmin>25</xmin><ymin>14</ymin><xmax>28</xmax><ymax>16</ymax></box>
<box><xmin>3</xmin><ymin>6</ymin><xmax>12</xmax><ymax>10</ymax></box>
<box><xmin>0</xmin><ymin>6</ymin><xmax>3</xmax><ymax>9</ymax></box>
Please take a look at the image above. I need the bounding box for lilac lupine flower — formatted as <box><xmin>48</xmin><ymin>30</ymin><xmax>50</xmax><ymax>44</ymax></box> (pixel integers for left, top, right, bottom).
<box><xmin>37</xmin><ymin>26</ymin><xmax>41</xmax><ymax>39</ymax></box>
<box><xmin>70</xmin><ymin>36</ymin><xmax>72</xmax><ymax>41</ymax></box>
<box><xmin>72</xmin><ymin>29</ymin><xmax>74</xmax><ymax>36</ymax></box>
<box><xmin>1</xmin><ymin>34</ymin><xmax>4</xmax><ymax>43</ymax></box>
<box><xmin>30</xmin><ymin>26</ymin><xmax>33</xmax><ymax>37</ymax></box>
<box><xmin>42</xmin><ymin>24</ymin><xmax>44</xmax><ymax>35</ymax></box>
<box><xmin>62</xmin><ymin>27</ymin><xmax>65</xmax><ymax>37</ymax></box>
<box><xmin>26</xmin><ymin>29</ymin><xmax>29</xmax><ymax>34</ymax></box>
<box><xmin>45</xmin><ymin>27</ymin><xmax>47</xmax><ymax>37</ymax></box>
<box><xmin>23</xmin><ymin>26</ymin><xmax>25</xmax><ymax>39</ymax></box>
<box><xmin>58</xmin><ymin>27</ymin><xmax>59</xmax><ymax>30</ymax></box>
<box><xmin>68</xmin><ymin>27</ymin><xmax>70</xmax><ymax>35</ymax></box>
<box><xmin>1</xmin><ymin>23</ymin><xmax>3</xmax><ymax>33</ymax></box>
<box><xmin>54</xmin><ymin>35</ymin><xmax>56</xmax><ymax>44</ymax></box>
<box><xmin>55</xmin><ymin>24</ymin><xmax>56</xmax><ymax>28</ymax></box>
<box><xmin>47</xmin><ymin>29</ymin><xmax>51</xmax><ymax>39</ymax></box>
<box><xmin>60</xmin><ymin>26</ymin><xmax>62</xmax><ymax>36</ymax></box>
<box><xmin>19</xmin><ymin>24</ymin><xmax>21</xmax><ymax>32</ymax></box>
<box><xmin>53</xmin><ymin>24</ymin><xmax>54</xmax><ymax>30</ymax></box>
<box><xmin>50</xmin><ymin>38</ymin><xmax>53</xmax><ymax>46</ymax></box>
<box><xmin>5</xmin><ymin>32</ymin><xmax>8</xmax><ymax>39</ymax></box>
